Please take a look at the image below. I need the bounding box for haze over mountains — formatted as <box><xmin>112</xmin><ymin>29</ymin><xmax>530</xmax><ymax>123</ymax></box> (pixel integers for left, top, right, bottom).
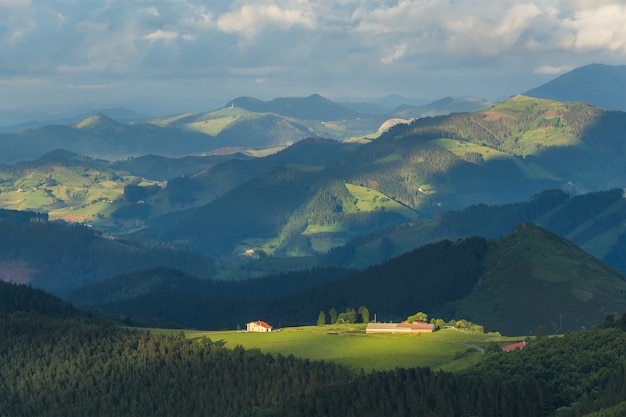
<box><xmin>2</xmin><ymin>63</ymin><xmax>626</xmax><ymax>336</ymax></box>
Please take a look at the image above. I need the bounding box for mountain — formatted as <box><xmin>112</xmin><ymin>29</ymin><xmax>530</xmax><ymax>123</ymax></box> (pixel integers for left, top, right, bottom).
<box><xmin>442</xmin><ymin>223</ymin><xmax>626</xmax><ymax>335</ymax></box>
<box><xmin>391</xmin><ymin>96</ymin><xmax>492</xmax><ymax>118</ymax></box>
<box><xmin>524</xmin><ymin>63</ymin><xmax>626</xmax><ymax>111</ymax></box>
<box><xmin>372</xmin><ymin>94</ymin><xmax>431</xmax><ymax>110</ymax></box>
<box><xmin>229</xmin><ymin>94</ymin><xmax>361</xmax><ymax>120</ymax></box>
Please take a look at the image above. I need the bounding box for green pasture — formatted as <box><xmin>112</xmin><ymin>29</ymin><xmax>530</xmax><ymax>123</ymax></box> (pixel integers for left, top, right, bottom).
<box><xmin>345</xmin><ymin>183</ymin><xmax>419</xmax><ymax>220</ymax></box>
<box><xmin>285</xmin><ymin>164</ymin><xmax>325</xmax><ymax>172</ymax></box>
<box><xmin>153</xmin><ymin>325</ymin><xmax>519</xmax><ymax>373</ymax></box>
<box><xmin>0</xmin><ymin>164</ymin><xmax>166</xmax><ymax>228</ymax></box>
<box><xmin>148</xmin><ymin>112</ymin><xmax>195</xmax><ymax>127</ymax></box>
<box><xmin>515</xmin><ymin>128</ymin><xmax>581</xmax><ymax>155</ymax></box>
<box><xmin>184</xmin><ymin>116</ymin><xmax>239</xmax><ymax>136</ymax></box>
<box><xmin>313</xmin><ymin>118</ymin><xmax>382</xmax><ymax>140</ymax></box>
<box><xmin>430</xmin><ymin>138</ymin><xmax>509</xmax><ymax>162</ymax></box>
<box><xmin>374</xmin><ymin>153</ymin><xmax>403</xmax><ymax>164</ymax></box>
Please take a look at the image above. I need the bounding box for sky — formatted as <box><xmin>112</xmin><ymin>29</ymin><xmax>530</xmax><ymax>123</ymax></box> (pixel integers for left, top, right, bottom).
<box><xmin>1</xmin><ymin>0</ymin><xmax>626</xmax><ymax>115</ymax></box>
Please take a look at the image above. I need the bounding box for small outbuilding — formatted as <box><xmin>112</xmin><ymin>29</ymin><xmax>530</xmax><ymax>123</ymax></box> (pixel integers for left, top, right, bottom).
<box><xmin>246</xmin><ymin>320</ymin><xmax>273</xmax><ymax>332</ymax></box>
<box><xmin>502</xmin><ymin>341</ymin><xmax>527</xmax><ymax>352</ymax></box>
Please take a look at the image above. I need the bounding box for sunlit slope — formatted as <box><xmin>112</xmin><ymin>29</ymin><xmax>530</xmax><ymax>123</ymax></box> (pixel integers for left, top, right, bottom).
<box><xmin>143</xmin><ymin>167</ymin><xmax>419</xmax><ymax>257</ymax></box>
<box><xmin>150</xmin><ymin>103</ymin><xmax>383</xmax><ymax>145</ymax></box>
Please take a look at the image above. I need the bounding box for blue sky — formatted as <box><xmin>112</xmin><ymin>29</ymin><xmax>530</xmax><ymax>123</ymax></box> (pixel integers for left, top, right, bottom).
<box><xmin>1</xmin><ymin>0</ymin><xmax>625</xmax><ymax>114</ymax></box>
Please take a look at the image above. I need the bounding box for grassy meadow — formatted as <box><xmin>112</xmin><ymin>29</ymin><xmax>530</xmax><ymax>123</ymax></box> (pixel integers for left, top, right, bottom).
<box><xmin>153</xmin><ymin>325</ymin><xmax>520</xmax><ymax>373</ymax></box>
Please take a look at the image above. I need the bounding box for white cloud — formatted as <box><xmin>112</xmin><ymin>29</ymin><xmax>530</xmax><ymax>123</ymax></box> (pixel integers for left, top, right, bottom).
<box><xmin>217</xmin><ymin>3</ymin><xmax>315</xmax><ymax>38</ymax></box>
<box><xmin>381</xmin><ymin>42</ymin><xmax>407</xmax><ymax>64</ymax></box>
<box><xmin>143</xmin><ymin>30</ymin><xmax>180</xmax><ymax>42</ymax></box>
<box><xmin>560</xmin><ymin>4</ymin><xmax>626</xmax><ymax>52</ymax></box>
<box><xmin>534</xmin><ymin>64</ymin><xmax>574</xmax><ymax>74</ymax></box>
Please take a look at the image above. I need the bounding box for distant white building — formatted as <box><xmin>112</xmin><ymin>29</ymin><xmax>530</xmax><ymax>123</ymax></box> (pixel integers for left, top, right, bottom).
<box><xmin>366</xmin><ymin>322</ymin><xmax>434</xmax><ymax>334</ymax></box>
<box><xmin>246</xmin><ymin>320</ymin><xmax>273</xmax><ymax>332</ymax></box>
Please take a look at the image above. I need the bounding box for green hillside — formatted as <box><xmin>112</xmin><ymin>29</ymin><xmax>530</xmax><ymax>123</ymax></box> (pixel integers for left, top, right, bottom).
<box><xmin>168</xmin><ymin>325</ymin><xmax>513</xmax><ymax>372</ymax></box>
<box><xmin>391</xmin><ymin>96</ymin><xmax>491</xmax><ymax>119</ymax></box>
<box><xmin>442</xmin><ymin>223</ymin><xmax>626</xmax><ymax>335</ymax></box>
<box><xmin>3</xmin><ymin>95</ymin><xmax>626</xmax><ymax>263</ymax></box>
<box><xmin>136</xmin><ymin>95</ymin><xmax>626</xmax><ymax>258</ymax></box>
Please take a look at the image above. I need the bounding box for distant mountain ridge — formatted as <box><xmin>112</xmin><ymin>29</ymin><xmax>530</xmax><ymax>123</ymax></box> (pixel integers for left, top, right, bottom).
<box><xmin>524</xmin><ymin>63</ymin><xmax>626</xmax><ymax>111</ymax></box>
<box><xmin>229</xmin><ymin>94</ymin><xmax>361</xmax><ymax>120</ymax></box>
<box><xmin>391</xmin><ymin>97</ymin><xmax>491</xmax><ymax>119</ymax></box>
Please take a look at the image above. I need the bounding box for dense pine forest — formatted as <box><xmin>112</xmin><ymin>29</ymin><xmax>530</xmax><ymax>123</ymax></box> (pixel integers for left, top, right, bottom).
<box><xmin>2</xmin><ymin>282</ymin><xmax>626</xmax><ymax>416</ymax></box>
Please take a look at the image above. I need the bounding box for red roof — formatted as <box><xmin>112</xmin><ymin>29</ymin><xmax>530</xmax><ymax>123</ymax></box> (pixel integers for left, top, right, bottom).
<box><xmin>502</xmin><ymin>341</ymin><xmax>527</xmax><ymax>352</ymax></box>
<box><xmin>252</xmin><ymin>320</ymin><xmax>272</xmax><ymax>329</ymax></box>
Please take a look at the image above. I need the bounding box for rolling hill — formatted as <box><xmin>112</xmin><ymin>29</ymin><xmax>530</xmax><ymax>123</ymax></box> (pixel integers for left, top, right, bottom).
<box><xmin>229</xmin><ymin>93</ymin><xmax>361</xmax><ymax>120</ymax></box>
<box><xmin>3</xmin><ymin>95</ymin><xmax>626</xmax><ymax>261</ymax></box>
<box><xmin>134</xmin><ymin>95</ymin><xmax>626</xmax><ymax>258</ymax></box>
<box><xmin>0</xmin><ymin>94</ymin><xmax>385</xmax><ymax>164</ymax></box>
<box><xmin>390</xmin><ymin>96</ymin><xmax>492</xmax><ymax>119</ymax></box>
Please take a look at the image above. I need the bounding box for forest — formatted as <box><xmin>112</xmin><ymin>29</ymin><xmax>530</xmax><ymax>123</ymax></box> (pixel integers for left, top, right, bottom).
<box><xmin>3</xmin><ymin>282</ymin><xmax>626</xmax><ymax>416</ymax></box>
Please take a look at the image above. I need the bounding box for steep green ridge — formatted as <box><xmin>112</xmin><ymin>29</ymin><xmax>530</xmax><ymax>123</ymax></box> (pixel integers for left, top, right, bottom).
<box><xmin>230</xmin><ymin>93</ymin><xmax>361</xmax><ymax>120</ymax></box>
<box><xmin>443</xmin><ymin>223</ymin><xmax>626</xmax><ymax>335</ymax></box>
<box><xmin>391</xmin><ymin>96</ymin><xmax>491</xmax><ymax>118</ymax></box>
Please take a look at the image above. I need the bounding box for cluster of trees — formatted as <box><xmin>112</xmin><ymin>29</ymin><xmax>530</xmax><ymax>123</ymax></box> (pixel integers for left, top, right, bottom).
<box><xmin>317</xmin><ymin>306</ymin><xmax>369</xmax><ymax>325</ymax></box>
<box><xmin>0</xmin><ymin>281</ymin><xmax>77</xmax><ymax>317</ymax></box>
<box><xmin>0</xmin><ymin>208</ymin><xmax>48</xmax><ymax>223</ymax></box>
<box><xmin>405</xmin><ymin>311</ymin><xmax>485</xmax><ymax>333</ymax></box>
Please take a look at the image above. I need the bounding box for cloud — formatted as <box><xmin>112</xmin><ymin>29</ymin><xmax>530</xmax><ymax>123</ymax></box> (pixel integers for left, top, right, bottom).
<box><xmin>534</xmin><ymin>64</ymin><xmax>575</xmax><ymax>74</ymax></box>
<box><xmin>381</xmin><ymin>42</ymin><xmax>407</xmax><ymax>64</ymax></box>
<box><xmin>143</xmin><ymin>30</ymin><xmax>180</xmax><ymax>42</ymax></box>
<box><xmin>559</xmin><ymin>4</ymin><xmax>626</xmax><ymax>52</ymax></box>
<box><xmin>217</xmin><ymin>3</ymin><xmax>316</xmax><ymax>39</ymax></box>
